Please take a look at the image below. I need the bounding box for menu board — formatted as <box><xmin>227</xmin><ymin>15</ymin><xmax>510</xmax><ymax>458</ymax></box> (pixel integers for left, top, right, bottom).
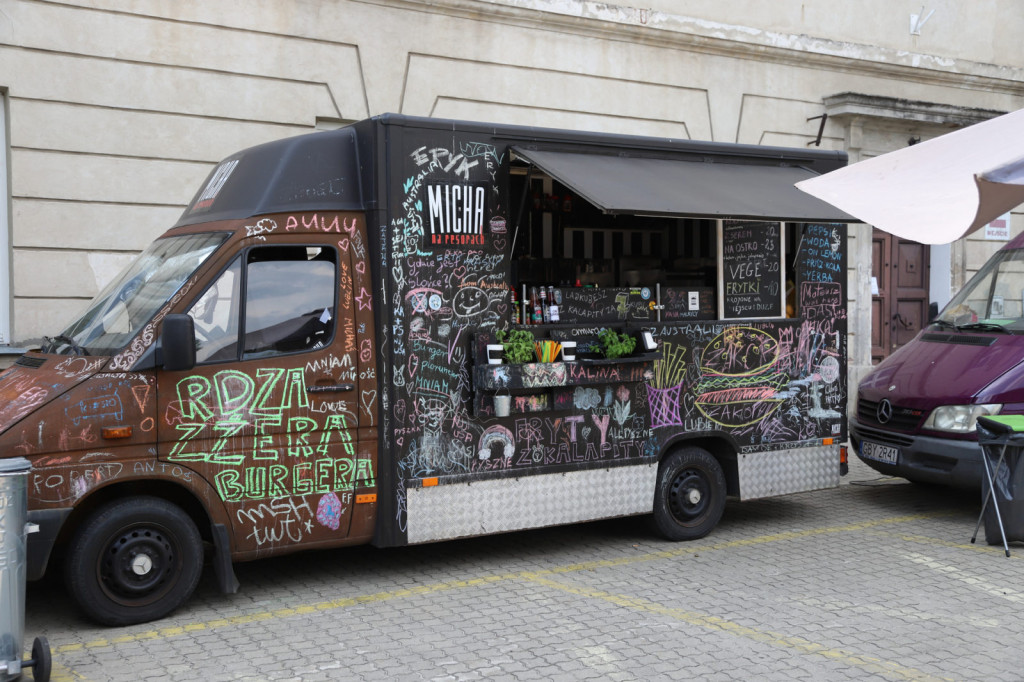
<box><xmin>795</xmin><ymin>223</ymin><xmax>845</xmax><ymax>287</ymax></box>
<box><xmin>556</xmin><ymin>287</ymin><xmax>654</xmax><ymax>323</ymax></box>
<box><xmin>795</xmin><ymin>223</ymin><xmax>846</xmax><ymax>322</ymax></box>
<box><xmin>719</xmin><ymin>220</ymin><xmax>783</xmax><ymax>319</ymax></box>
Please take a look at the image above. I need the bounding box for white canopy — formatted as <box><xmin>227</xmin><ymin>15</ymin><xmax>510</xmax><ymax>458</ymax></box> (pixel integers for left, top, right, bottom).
<box><xmin>795</xmin><ymin>108</ymin><xmax>1024</xmax><ymax>245</ymax></box>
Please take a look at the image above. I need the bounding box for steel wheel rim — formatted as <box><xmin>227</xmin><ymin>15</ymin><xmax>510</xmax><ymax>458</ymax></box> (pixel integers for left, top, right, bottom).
<box><xmin>669</xmin><ymin>467</ymin><xmax>711</xmax><ymax>524</ymax></box>
<box><xmin>97</xmin><ymin>523</ymin><xmax>180</xmax><ymax>605</ymax></box>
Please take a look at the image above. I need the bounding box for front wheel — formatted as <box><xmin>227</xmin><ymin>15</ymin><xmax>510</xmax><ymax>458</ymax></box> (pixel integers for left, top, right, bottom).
<box><xmin>652</xmin><ymin>447</ymin><xmax>727</xmax><ymax>541</ymax></box>
<box><xmin>65</xmin><ymin>496</ymin><xmax>204</xmax><ymax>626</ymax></box>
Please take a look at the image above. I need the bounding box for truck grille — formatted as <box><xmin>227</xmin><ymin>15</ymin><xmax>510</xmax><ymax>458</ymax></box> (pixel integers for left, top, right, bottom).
<box><xmin>852</xmin><ymin>422</ymin><xmax>915</xmax><ymax>447</ymax></box>
<box><xmin>857</xmin><ymin>398</ymin><xmax>925</xmax><ymax>431</ymax></box>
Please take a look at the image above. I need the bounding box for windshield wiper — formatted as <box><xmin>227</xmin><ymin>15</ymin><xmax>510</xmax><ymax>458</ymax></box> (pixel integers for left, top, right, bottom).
<box><xmin>930</xmin><ymin>319</ymin><xmax>957</xmax><ymax>330</ymax></box>
<box><xmin>956</xmin><ymin>322</ymin><xmax>1010</xmax><ymax>333</ymax></box>
<box><xmin>45</xmin><ymin>334</ymin><xmax>89</xmax><ymax>355</ymax></box>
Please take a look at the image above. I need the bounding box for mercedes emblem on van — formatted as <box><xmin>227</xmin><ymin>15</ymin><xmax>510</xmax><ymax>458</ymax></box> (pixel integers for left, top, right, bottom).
<box><xmin>877</xmin><ymin>399</ymin><xmax>894</xmax><ymax>424</ymax></box>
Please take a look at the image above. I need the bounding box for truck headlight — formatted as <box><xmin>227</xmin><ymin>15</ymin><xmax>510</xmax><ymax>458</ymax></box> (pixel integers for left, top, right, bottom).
<box><xmin>923</xmin><ymin>404</ymin><xmax>1001</xmax><ymax>433</ymax></box>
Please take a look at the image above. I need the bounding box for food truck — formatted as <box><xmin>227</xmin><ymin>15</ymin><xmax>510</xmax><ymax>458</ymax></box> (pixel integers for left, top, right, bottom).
<box><xmin>2</xmin><ymin>114</ymin><xmax>852</xmax><ymax>625</ymax></box>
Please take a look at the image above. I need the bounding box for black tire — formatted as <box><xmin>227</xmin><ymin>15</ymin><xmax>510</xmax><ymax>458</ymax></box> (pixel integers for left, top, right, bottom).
<box><xmin>652</xmin><ymin>446</ymin><xmax>727</xmax><ymax>541</ymax></box>
<box><xmin>65</xmin><ymin>496</ymin><xmax>203</xmax><ymax>626</ymax></box>
<box><xmin>30</xmin><ymin>636</ymin><xmax>51</xmax><ymax>682</ymax></box>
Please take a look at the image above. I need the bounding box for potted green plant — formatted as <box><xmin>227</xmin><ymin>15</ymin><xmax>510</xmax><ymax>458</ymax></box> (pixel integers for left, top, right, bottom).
<box><xmin>495</xmin><ymin>329</ymin><xmax>537</xmax><ymax>364</ymax></box>
<box><xmin>597</xmin><ymin>328</ymin><xmax>636</xmax><ymax>359</ymax></box>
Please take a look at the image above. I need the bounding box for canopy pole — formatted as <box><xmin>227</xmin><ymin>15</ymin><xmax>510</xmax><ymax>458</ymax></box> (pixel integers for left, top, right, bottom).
<box><xmin>511</xmin><ymin>167</ymin><xmax>534</xmax><ymax>258</ymax></box>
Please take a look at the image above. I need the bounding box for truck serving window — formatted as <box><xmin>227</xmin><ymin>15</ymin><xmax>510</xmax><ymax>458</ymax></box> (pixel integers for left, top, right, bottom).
<box><xmin>188</xmin><ymin>245</ymin><xmax>337</xmax><ymax>363</ymax></box>
<box><xmin>53</xmin><ymin>233</ymin><xmax>228</xmax><ymax>356</ymax></box>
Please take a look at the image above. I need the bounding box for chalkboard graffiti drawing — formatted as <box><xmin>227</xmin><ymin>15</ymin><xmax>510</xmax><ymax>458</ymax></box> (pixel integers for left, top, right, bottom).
<box><xmin>574</xmin><ymin>386</ymin><xmax>602</xmax><ymax>410</ymax></box>
<box><xmin>817</xmin><ymin>355</ymin><xmax>840</xmax><ymax>384</ymax></box>
<box><xmin>807</xmin><ymin>382</ymin><xmax>842</xmax><ymax>419</ymax></box>
<box><xmin>648</xmin><ymin>384</ymin><xmax>684</xmax><ymax>427</ymax></box>
<box><xmin>615</xmin><ymin>292</ymin><xmax>629</xmax><ymax>318</ymax></box>
<box><xmin>651</xmin><ymin>344</ymin><xmax>688</xmax><ymax>390</ymax></box>
<box><xmin>513</xmin><ymin>394</ymin><xmax>550</xmax><ymax>412</ymax></box>
<box><xmin>521</xmin><ymin>362</ymin><xmax>567</xmax><ymax>388</ymax></box>
<box><xmin>612</xmin><ymin>397</ymin><xmax>632</xmax><ymax>426</ymax></box>
<box><xmin>478</xmin><ymin>425</ymin><xmax>515</xmax><ymax>461</ymax></box>
<box><xmin>696</xmin><ymin>327</ymin><xmax>786</xmax><ymax>428</ymax></box>
<box><xmin>648</xmin><ymin>343</ymin><xmax>688</xmax><ymax>427</ymax></box>
<box><xmin>66</xmin><ymin>392</ymin><xmax>123</xmax><ymax>426</ymax></box>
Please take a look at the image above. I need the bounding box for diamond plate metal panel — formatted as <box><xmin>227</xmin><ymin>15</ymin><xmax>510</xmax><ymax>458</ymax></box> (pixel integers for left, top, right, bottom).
<box><xmin>737</xmin><ymin>445</ymin><xmax>840</xmax><ymax>500</ymax></box>
<box><xmin>407</xmin><ymin>464</ymin><xmax>658</xmax><ymax>544</ymax></box>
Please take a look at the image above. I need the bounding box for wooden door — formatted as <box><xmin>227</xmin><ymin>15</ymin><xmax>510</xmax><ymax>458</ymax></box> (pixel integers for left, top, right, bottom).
<box><xmin>872</xmin><ymin>228</ymin><xmax>930</xmax><ymax>363</ymax></box>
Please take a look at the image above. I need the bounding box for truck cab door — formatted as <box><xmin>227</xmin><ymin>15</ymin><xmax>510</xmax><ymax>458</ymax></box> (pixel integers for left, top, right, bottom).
<box><xmin>157</xmin><ymin>239</ymin><xmax>364</xmax><ymax>555</ymax></box>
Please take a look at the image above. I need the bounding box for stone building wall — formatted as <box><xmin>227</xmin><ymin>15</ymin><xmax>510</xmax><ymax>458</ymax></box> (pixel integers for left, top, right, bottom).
<box><xmin>1</xmin><ymin>0</ymin><xmax>1022</xmax><ymax>389</ymax></box>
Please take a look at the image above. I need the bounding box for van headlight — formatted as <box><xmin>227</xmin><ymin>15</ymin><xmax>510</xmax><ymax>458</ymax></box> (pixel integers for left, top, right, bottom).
<box><xmin>923</xmin><ymin>404</ymin><xmax>1001</xmax><ymax>433</ymax></box>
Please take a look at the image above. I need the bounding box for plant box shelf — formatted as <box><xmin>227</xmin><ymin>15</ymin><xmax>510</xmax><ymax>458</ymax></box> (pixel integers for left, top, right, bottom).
<box><xmin>473</xmin><ymin>358</ymin><xmax>656</xmax><ymax>392</ymax></box>
<box><xmin>577</xmin><ymin>351</ymin><xmax>662</xmax><ymax>366</ymax></box>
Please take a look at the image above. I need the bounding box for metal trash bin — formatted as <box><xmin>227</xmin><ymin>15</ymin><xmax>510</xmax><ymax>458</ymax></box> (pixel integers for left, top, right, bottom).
<box><xmin>972</xmin><ymin>416</ymin><xmax>1024</xmax><ymax>557</ymax></box>
<box><xmin>0</xmin><ymin>458</ymin><xmax>50</xmax><ymax>682</ymax></box>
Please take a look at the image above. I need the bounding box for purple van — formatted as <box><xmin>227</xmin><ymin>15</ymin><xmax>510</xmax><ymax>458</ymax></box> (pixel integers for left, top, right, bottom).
<box><xmin>850</xmin><ymin>232</ymin><xmax>1024</xmax><ymax>488</ymax></box>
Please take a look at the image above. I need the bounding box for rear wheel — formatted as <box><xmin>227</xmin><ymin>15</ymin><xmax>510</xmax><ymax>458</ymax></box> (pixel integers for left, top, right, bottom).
<box><xmin>652</xmin><ymin>446</ymin><xmax>727</xmax><ymax>541</ymax></box>
<box><xmin>65</xmin><ymin>496</ymin><xmax>203</xmax><ymax>626</ymax></box>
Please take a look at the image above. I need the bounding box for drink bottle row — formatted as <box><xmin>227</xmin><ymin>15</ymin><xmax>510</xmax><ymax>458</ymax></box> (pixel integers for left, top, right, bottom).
<box><xmin>512</xmin><ymin>285</ymin><xmax>565</xmax><ymax>325</ymax></box>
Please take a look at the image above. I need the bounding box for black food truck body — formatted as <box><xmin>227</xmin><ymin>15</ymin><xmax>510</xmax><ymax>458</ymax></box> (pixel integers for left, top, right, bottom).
<box><xmin>4</xmin><ymin>114</ymin><xmax>853</xmax><ymax>625</ymax></box>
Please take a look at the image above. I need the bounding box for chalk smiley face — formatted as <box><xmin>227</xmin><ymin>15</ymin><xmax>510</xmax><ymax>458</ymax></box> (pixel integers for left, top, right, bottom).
<box><xmin>452</xmin><ymin>286</ymin><xmax>488</xmax><ymax>318</ymax></box>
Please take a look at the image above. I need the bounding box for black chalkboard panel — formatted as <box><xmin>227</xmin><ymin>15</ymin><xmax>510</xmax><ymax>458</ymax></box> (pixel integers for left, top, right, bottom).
<box><xmin>557</xmin><ymin>287</ymin><xmax>654</xmax><ymax>323</ymax></box>
<box><xmin>720</xmin><ymin>220</ymin><xmax>782</xmax><ymax>319</ymax></box>
<box><xmin>795</xmin><ymin>223</ymin><xmax>845</xmax><ymax>288</ymax></box>
<box><xmin>661</xmin><ymin>287</ymin><xmax>715</xmax><ymax>321</ymax></box>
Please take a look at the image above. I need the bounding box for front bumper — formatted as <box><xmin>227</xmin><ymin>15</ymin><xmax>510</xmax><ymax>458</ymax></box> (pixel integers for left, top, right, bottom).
<box><xmin>26</xmin><ymin>507</ymin><xmax>72</xmax><ymax>580</ymax></box>
<box><xmin>849</xmin><ymin>418</ymin><xmax>982</xmax><ymax>490</ymax></box>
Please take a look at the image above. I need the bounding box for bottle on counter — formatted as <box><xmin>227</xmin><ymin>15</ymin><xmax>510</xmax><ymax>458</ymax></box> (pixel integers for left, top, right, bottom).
<box><xmin>531</xmin><ymin>286</ymin><xmax>542</xmax><ymax>324</ymax></box>
<box><xmin>540</xmin><ymin>287</ymin><xmax>550</xmax><ymax>324</ymax></box>
<box><xmin>510</xmin><ymin>287</ymin><xmax>519</xmax><ymax>326</ymax></box>
<box><xmin>548</xmin><ymin>285</ymin><xmax>560</xmax><ymax>323</ymax></box>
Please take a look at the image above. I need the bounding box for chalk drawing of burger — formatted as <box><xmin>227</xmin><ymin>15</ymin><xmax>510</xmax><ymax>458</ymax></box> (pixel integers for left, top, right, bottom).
<box><xmin>695</xmin><ymin>326</ymin><xmax>787</xmax><ymax>428</ymax></box>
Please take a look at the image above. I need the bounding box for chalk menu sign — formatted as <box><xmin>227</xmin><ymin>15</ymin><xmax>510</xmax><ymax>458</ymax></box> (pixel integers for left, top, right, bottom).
<box><xmin>718</xmin><ymin>220</ymin><xmax>783</xmax><ymax>319</ymax></box>
<box><xmin>795</xmin><ymin>223</ymin><xmax>845</xmax><ymax>288</ymax></box>
<box><xmin>795</xmin><ymin>223</ymin><xmax>846</xmax><ymax>322</ymax></box>
<box><xmin>556</xmin><ymin>287</ymin><xmax>654</xmax><ymax>323</ymax></box>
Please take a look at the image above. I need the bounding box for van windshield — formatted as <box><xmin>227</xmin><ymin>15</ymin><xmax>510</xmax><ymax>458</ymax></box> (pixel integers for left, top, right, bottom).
<box><xmin>48</xmin><ymin>233</ymin><xmax>229</xmax><ymax>356</ymax></box>
<box><xmin>936</xmin><ymin>247</ymin><xmax>1024</xmax><ymax>332</ymax></box>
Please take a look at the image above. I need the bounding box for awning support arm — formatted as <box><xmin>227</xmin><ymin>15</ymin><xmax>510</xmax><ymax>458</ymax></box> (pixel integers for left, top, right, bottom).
<box><xmin>806</xmin><ymin>113</ymin><xmax>827</xmax><ymax>147</ymax></box>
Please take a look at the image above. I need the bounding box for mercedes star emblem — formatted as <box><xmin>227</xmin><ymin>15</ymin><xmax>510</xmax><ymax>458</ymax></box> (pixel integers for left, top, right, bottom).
<box><xmin>877</xmin><ymin>399</ymin><xmax>893</xmax><ymax>424</ymax></box>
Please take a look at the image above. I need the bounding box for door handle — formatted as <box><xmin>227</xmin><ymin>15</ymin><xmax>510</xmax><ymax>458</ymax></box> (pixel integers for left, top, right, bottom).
<box><xmin>892</xmin><ymin>313</ymin><xmax>913</xmax><ymax>329</ymax></box>
<box><xmin>306</xmin><ymin>383</ymin><xmax>356</xmax><ymax>393</ymax></box>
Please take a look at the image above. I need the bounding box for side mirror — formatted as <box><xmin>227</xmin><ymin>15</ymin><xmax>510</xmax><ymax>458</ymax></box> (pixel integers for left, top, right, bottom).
<box><xmin>161</xmin><ymin>314</ymin><xmax>196</xmax><ymax>372</ymax></box>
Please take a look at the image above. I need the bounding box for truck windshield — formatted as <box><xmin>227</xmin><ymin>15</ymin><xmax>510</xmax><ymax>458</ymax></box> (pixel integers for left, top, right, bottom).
<box><xmin>936</xmin><ymin>247</ymin><xmax>1024</xmax><ymax>332</ymax></box>
<box><xmin>49</xmin><ymin>233</ymin><xmax>229</xmax><ymax>356</ymax></box>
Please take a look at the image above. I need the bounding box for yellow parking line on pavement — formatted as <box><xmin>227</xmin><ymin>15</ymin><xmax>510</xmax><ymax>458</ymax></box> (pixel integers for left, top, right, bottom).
<box><xmin>519</xmin><ymin>572</ymin><xmax>955</xmax><ymax>682</ymax></box>
<box><xmin>51</xmin><ymin>575</ymin><xmax>519</xmax><ymax>656</ymax></box>
<box><xmin>48</xmin><ymin>509</ymin><xmax>957</xmax><ymax>681</ymax></box>
<box><xmin>541</xmin><ymin>511</ymin><xmax>956</xmax><ymax>576</ymax></box>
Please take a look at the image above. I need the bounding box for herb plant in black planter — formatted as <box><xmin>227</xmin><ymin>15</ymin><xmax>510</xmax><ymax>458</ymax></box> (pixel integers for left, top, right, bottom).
<box><xmin>597</xmin><ymin>328</ymin><xmax>636</xmax><ymax>359</ymax></box>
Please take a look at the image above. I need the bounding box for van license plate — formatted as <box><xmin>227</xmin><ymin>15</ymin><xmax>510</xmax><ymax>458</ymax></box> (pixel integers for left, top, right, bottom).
<box><xmin>861</xmin><ymin>440</ymin><xmax>899</xmax><ymax>464</ymax></box>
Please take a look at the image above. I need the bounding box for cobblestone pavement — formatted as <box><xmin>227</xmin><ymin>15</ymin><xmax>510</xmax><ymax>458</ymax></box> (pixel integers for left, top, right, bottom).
<box><xmin>20</xmin><ymin>457</ymin><xmax>1024</xmax><ymax>681</ymax></box>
